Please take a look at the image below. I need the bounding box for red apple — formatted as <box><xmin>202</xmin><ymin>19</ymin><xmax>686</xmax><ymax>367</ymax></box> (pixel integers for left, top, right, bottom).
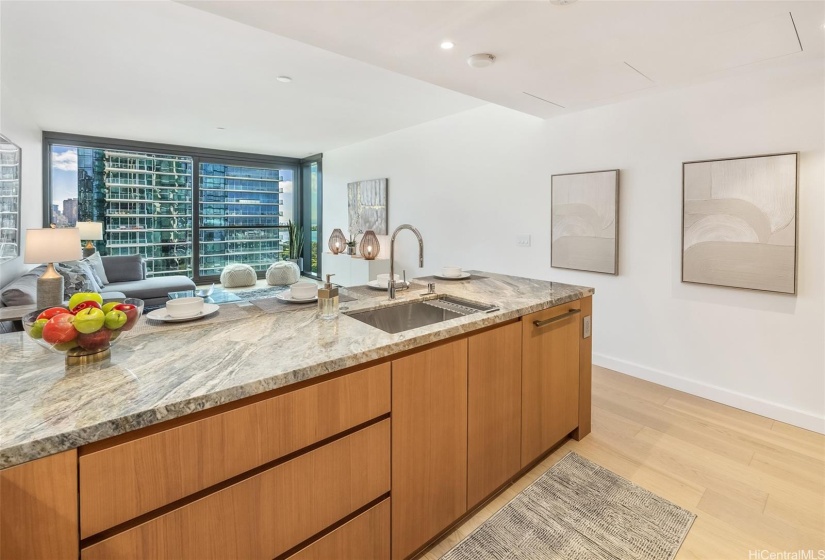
<box><xmin>115</xmin><ymin>303</ymin><xmax>139</xmax><ymax>331</ymax></box>
<box><xmin>42</xmin><ymin>314</ymin><xmax>78</xmax><ymax>345</ymax></box>
<box><xmin>77</xmin><ymin>328</ymin><xmax>112</xmax><ymax>351</ymax></box>
<box><xmin>37</xmin><ymin>307</ymin><xmax>71</xmax><ymax>321</ymax></box>
<box><xmin>71</xmin><ymin>300</ymin><xmax>102</xmax><ymax>314</ymax></box>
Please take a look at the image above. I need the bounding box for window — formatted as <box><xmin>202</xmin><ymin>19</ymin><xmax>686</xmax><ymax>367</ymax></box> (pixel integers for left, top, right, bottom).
<box><xmin>44</xmin><ymin>133</ymin><xmax>318</xmax><ymax>282</ymax></box>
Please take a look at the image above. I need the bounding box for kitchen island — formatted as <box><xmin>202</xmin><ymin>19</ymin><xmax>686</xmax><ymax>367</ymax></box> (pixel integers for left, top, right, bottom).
<box><xmin>0</xmin><ymin>271</ymin><xmax>593</xmax><ymax>560</ymax></box>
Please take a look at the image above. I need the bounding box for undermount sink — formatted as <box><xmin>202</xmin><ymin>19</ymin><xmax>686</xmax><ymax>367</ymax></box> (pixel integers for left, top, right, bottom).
<box><xmin>345</xmin><ymin>295</ymin><xmax>498</xmax><ymax>334</ymax></box>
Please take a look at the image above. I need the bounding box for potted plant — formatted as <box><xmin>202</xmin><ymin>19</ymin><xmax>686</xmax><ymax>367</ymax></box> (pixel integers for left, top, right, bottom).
<box><xmin>346</xmin><ymin>229</ymin><xmax>362</xmax><ymax>256</ymax></box>
<box><xmin>285</xmin><ymin>220</ymin><xmax>304</xmax><ymax>269</ymax></box>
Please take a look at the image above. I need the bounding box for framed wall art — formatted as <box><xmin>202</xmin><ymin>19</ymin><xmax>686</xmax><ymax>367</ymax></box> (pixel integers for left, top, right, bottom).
<box><xmin>551</xmin><ymin>169</ymin><xmax>619</xmax><ymax>275</ymax></box>
<box><xmin>348</xmin><ymin>178</ymin><xmax>388</xmax><ymax>235</ymax></box>
<box><xmin>682</xmin><ymin>152</ymin><xmax>798</xmax><ymax>294</ymax></box>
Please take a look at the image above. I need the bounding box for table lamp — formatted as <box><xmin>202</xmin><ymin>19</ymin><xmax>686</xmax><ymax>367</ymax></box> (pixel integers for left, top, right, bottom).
<box><xmin>24</xmin><ymin>228</ymin><xmax>81</xmax><ymax>308</ymax></box>
<box><xmin>78</xmin><ymin>221</ymin><xmax>103</xmax><ymax>258</ymax></box>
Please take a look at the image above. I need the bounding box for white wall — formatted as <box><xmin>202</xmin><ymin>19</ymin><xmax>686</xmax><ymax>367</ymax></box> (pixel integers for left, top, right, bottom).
<box><xmin>324</xmin><ymin>58</ymin><xmax>825</xmax><ymax>433</ymax></box>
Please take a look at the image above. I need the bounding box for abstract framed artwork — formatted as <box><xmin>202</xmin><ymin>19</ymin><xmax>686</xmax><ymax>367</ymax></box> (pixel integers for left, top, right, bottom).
<box><xmin>551</xmin><ymin>169</ymin><xmax>619</xmax><ymax>275</ymax></box>
<box><xmin>348</xmin><ymin>178</ymin><xmax>388</xmax><ymax>235</ymax></box>
<box><xmin>682</xmin><ymin>152</ymin><xmax>798</xmax><ymax>294</ymax></box>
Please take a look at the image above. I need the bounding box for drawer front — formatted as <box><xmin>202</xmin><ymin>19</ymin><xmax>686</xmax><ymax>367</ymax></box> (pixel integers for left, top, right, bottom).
<box><xmin>287</xmin><ymin>499</ymin><xmax>390</xmax><ymax>560</ymax></box>
<box><xmin>82</xmin><ymin>419</ymin><xmax>391</xmax><ymax>560</ymax></box>
<box><xmin>80</xmin><ymin>363</ymin><xmax>390</xmax><ymax>537</ymax></box>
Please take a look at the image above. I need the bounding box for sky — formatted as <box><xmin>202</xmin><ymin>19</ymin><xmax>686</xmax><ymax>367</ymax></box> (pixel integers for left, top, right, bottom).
<box><xmin>51</xmin><ymin>145</ymin><xmax>78</xmax><ymax>207</ymax></box>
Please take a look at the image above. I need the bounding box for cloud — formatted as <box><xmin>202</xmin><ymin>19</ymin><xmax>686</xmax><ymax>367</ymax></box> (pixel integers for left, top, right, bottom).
<box><xmin>51</xmin><ymin>149</ymin><xmax>78</xmax><ymax>172</ymax></box>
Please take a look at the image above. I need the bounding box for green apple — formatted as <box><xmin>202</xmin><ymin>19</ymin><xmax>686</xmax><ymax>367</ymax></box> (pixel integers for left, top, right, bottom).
<box><xmin>101</xmin><ymin>302</ymin><xmax>120</xmax><ymax>315</ymax></box>
<box><xmin>73</xmin><ymin>307</ymin><xmax>106</xmax><ymax>334</ymax></box>
<box><xmin>68</xmin><ymin>292</ymin><xmax>103</xmax><ymax>311</ymax></box>
<box><xmin>28</xmin><ymin>318</ymin><xmax>49</xmax><ymax>339</ymax></box>
<box><xmin>104</xmin><ymin>309</ymin><xmax>127</xmax><ymax>330</ymax></box>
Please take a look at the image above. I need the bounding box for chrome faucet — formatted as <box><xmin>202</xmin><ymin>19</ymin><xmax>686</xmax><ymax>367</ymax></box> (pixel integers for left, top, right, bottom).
<box><xmin>389</xmin><ymin>224</ymin><xmax>424</xmax><ymax>300</ymax></box>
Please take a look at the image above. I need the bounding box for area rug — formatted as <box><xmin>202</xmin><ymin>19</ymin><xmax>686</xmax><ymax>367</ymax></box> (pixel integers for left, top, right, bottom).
<box><xmin>441</xmin><ymin>452</ymin><xmax>696</xmax><ymax>560</ymax></box>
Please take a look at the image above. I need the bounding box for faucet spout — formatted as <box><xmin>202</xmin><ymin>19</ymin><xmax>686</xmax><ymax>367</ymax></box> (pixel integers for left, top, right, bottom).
<box><xmin>389</xmin><ymin>224</ymin><xmax>424</xmax><ymax>300</ymax></box>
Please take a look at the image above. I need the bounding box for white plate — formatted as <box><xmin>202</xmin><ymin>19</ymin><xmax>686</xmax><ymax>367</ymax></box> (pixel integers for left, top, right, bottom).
<box><xmin>275</xmin><ymin>290</ymin><xmax>318</xmax><ymax>303</ymax></box>
<box><xmin>434</xmin><ymin>272</ymin><xmax>471</xmax><ymax>280</ymax></box>
<box><xmin>367</xmin><ymin>280</ymin><xmax>391</xmax><ymax>291</ymax></box>
<box><xmin>147</xmin><ymin>303</ymin><xmax>220</xmax><ymax>323</ymax></box>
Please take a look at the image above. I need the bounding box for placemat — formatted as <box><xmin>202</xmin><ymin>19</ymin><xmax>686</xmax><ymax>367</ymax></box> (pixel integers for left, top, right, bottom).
<box><xmin>250</xmin><ymin>293</ymin><xmax>356</xmax><ymax>314</ymax></box>
<box><xmin>134</xmin><ymin>303</ymin><xmax>259</xmax><ymax>335</ymax></box>
<box><xmin>343</xmin><ymin>282</ymin><xmax>428</xmax><ymax>299</ymax></box>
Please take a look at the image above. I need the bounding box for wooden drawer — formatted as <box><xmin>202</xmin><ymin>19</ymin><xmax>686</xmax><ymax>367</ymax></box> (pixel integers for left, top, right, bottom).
<box><xmin>287</xmin><ymin>499</ymin><xmax>390</xmax><ymax>560</ymax></box>
<box><xmin>82</xmin><ymin>419</ymin><xmax>390</xmax><ymax>560</ymax></box>
<box><xmin>79</xmin><ymin>363</ymin><xmax>390</xmax><ymax>537</ymax></box>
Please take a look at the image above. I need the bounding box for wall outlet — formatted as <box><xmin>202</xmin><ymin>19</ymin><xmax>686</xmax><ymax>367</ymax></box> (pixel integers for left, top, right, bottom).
<box><xmin>516</xmin><ymin>234</ymin><xmax>531</xmax><ymax>247</ymax></box>
<box><xmin>583</xmin><ymin>315</ymin><xmax>592</xmax><ymax>339</ymax></box>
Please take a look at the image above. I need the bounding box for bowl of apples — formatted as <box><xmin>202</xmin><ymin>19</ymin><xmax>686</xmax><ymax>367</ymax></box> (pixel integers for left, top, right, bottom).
<box><xmin>22</xmin><ymin>293</ymin><xmax>144</xmax><ymax>366</ymax></box>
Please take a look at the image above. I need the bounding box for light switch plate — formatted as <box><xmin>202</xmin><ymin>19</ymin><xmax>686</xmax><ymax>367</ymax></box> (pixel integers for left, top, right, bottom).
<box><xmin>516</xmin><ymin>234</ymin><xmax>531</xmax><ymax>247</ymax></box>
<box><xmin>583</xmin><ymin>315</ymin><xmax>592</xmax><ymax>338</ymax></box>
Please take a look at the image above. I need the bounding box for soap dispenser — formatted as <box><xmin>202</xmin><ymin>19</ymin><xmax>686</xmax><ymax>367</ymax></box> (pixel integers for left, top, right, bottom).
<box><xmin>318</xmin><ymin>274</ymin><xmax>339</xmax><ymax>320</ymax></box>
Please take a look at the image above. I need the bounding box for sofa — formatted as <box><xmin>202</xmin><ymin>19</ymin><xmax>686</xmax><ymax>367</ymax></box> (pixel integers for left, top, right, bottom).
<box><xmin>1</xmin><ymin>254</ymin><xmax>196</xmax><ymax>313</ymax></box>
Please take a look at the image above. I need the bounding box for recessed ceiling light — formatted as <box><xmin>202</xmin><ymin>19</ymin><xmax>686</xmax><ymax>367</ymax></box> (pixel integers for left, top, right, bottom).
<box><xmin>549</xmin><ymin>0</ymin><xmax>577</xmax><ymax>4</ymax></box>
<box><xmin>276</xmin><ymin>76</ymin><xmax>293</xmax><ymax>83</ymax></box>
<box><xmin>216</xmin><ymin>127</ymin><xmax>226</xmax><ymax>130</ymax></box>
<box><xmin>440</xmin><ymin>41</ymin><xmax>455</xmax><ymax>50</ymax></box>
<box><xmin>467</xmin><ymin>53</ymin><xmax>496</xmax><ymax>68</ymax></box>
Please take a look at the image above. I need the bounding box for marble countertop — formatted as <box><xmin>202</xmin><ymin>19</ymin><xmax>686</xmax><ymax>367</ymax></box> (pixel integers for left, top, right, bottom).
<box><xmin>0</xmin><ymin>271</ymin><xmax>593</xmax><ymax>469</ymax></box>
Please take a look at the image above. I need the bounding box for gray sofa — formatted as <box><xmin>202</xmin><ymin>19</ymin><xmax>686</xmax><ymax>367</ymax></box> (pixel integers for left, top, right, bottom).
<box><xmin>0</xmin><ymin>254</ymin><xmax>195</xmax><ymax>312</ymax></box>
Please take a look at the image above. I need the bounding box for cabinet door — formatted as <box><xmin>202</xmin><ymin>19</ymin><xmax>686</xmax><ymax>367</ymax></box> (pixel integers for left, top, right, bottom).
<box><xmin>467</xmin><ymin>323</ymin><xmax>522</xmax><ymax>508</ymax></box>
<box><xmin>521</xmin><ymin>302</ymin><xmax>581</xmax><ymax>467</ymax></box>
<box><xmin>392</xmin><ymin>339</ymin><xmax>468</xmax><ymax>560</ymax></box>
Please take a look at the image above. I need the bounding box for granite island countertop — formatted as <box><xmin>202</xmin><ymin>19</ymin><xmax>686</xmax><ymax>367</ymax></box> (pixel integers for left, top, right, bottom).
<box><xmin>0</xmin><ymin>271</ymin><xmax>593</xmax><ymax>469</ymax></box>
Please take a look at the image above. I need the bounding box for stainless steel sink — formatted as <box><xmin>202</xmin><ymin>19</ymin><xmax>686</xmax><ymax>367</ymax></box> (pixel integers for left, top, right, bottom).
<box><xmin>345</xmin><ymin>295</ymin><xmax>498</xmax><ymax>334</ymax></box>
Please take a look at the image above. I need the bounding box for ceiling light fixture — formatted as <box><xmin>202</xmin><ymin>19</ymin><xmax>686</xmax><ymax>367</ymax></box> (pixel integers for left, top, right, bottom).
<box><xmin>467</xmin><ymin>53</ymin><xmax>496</xmax><ymax>68</ymax></box>
<box><xmin>276</xmin><ymin>76</ymin><xmax>293</xmax><ymax>83</ymax></box>
<box><xmin>549</xmin><ymin>0</ymin><xmax>577</xmax><ymax>5</ymax></box>
<box><xmin>216</xmin><ymin>127</ymin><xmax>226</xmax><ymax>130</ymax></box>
<box><xmin>440</xmin><ymin>40</ymin><xmax>455</xmax><ymax>50</ymax></box>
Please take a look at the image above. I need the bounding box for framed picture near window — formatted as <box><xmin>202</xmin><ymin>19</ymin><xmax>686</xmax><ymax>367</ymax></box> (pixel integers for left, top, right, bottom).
<box><xmin>682</xmin><ymin>152</ymin><xmax>798</xmax><ymax>294</ymax></box>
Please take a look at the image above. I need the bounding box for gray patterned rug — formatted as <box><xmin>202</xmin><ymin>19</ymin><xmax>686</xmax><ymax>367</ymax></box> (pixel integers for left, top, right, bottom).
<box><xmin>441</xmin><ymin>452</ymin><xmax>695</xmax><ymax>560</ymax></box>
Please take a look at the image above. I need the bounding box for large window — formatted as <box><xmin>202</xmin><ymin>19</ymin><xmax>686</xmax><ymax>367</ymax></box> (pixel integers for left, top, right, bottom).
<box><xmin>45</xmin><ymin>133</ymin><xmax>319</xmax><ymax>282</ymax></box>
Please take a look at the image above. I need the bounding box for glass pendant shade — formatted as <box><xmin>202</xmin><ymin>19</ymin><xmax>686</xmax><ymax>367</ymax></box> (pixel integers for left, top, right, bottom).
<box><xmin>359</xmin><ymin>230</ymin><xmax>380</xmax><ymax>260</ymax></box>
<box><xmin>328</xmin><ymin>228</ymin><xmax>347</xmax><ymax>255</ymax></box>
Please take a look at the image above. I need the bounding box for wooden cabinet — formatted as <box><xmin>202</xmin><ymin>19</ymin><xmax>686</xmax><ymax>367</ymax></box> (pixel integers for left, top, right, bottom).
<box><xmin>391</xmin><ymin>339</ymin><xmax>468</xmax><ymax>560</ymax></box>
<box><xmin>0</xmin><ymin>450</ymin><xmax>78</xmax><ymax>560</ymax></box>
<box><xmin>287</xmin><ymin>499</ymin><xmax>390</xmax><ymax>560</ymax></box>
<box><xmin>467</xmin><ymin>322</ymin><xmax>522</xmax><ymax>508</ymax></box>
<box><xmin>79</xmin><ymin>363</ymin><xmax>390</xmax><ymax>538</ymax></box>
<box><xmin>82</xmin><ymin>420</ymin><xmax>390</xmax><ymax>560</ymax></box>
<box><xmin>521</xmin><ymin>300</ymin><xmax>582</xmax><ymax>467</ymax></box>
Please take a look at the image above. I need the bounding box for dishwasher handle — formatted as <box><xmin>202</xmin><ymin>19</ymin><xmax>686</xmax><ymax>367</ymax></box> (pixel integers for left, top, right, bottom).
<box><xmin>533</xmin><ymin>308</ymin><xmax>581</xmax><ymax>328</ymax></box>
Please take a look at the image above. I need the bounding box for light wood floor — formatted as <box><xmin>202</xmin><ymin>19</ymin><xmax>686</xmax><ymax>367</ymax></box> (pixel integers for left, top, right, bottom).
<box><xmin>423</xmin><ymin>366</ymin><xmax>825</xmax><ymax>559</ymax></box>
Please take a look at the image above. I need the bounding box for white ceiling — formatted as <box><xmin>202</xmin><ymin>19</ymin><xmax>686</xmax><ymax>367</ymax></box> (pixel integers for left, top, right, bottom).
<box><xmin>184</xmin><ymin>0</ymin><xmax>825</xmax><ymax>119</ymax></box>
<box><xmin>0</xmin><ymin>1</ymin><xmax>483</xmax><ymax>157</ymax></box>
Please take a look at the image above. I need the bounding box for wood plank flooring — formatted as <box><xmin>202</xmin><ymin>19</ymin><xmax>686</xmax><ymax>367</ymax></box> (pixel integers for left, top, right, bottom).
<box><xmin>422</xmin><ymin>366</ymin><xmax>825</xmax><ymax>559</ymax></box>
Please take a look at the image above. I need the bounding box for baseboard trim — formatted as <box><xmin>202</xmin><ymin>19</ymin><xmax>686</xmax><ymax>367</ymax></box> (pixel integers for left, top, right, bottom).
<box><xmin>593</xmin><ymin>353</ymin><xmax>825</xmax><ymax>435</ymax></box>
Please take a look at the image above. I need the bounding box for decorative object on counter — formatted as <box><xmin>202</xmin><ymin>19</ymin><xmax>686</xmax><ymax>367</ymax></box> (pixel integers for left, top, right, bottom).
<box><xmin>22</xmin><ymin>296</ymin><xmax>144</xmax><ymax>366</ymax></box>
<box><xmin>196</xmin><ymin>284</ymin><xmax>215</xmax><ymax>298</ymax></box>
<box><xmin>24</xmin><ymin>227</ymin><xmax>82</xmax><ymax>308</ymax></box>
<box><xmin>266</xmin><ymin>261</ymin><xmax>300</xmax><ymax>286</ymax></box>
<box><xmin>165</xmin><ymin>296</ymin><xmax>204</xmax><ymax>318</ymax></box>
<box><xmin>220</xmin><ymin>263</ymin><xmax>257</xmax><ymax>288</ymax></box>
<box><xmin>346</xmin><ymin>229</ymin><xmax>361</xmax><ymax>256</ymax></box>
<box><xmin>318</xmin><ymin>274</ymin><xmax>339</xmax><ymax>319</ymax></box>
<box><xmin>441</xmin><ymin>452</ymin><xmax>695</xmax><ymax>560</ymax></box>
<box><xmin>682</xmin><ymin>152</ymin><xmax>798</xmax><ymax>294</ymax></box>
<box><xmin>348</xmin><ymin>178</ymin><xmax>388</xmax><ymax>235</ymax></box>
<box><xmin>146</xmin><ymin>303</ymin><xmax>219</xmax><ymax>323</ymax></box>
<box><xmin>551</xmin><ymin>169</ymin><xmax>619</xmax><ymax>275</ymax></box>
<box><xmin>359</xmin><ymin>230</ymin><xmax>380</xmax><ymax>260</ymax></box>
<box><xmin>285</xmin><ymin>220</ymin><xmax>304</xmax><ymax>270</ymax></box>
<box><xmin>328</xmin><ymin>228</ymin><xmax>347</xmax><ymax>254</ymax></box>
<box><xmin>78</xmin><ymin>221</ymin><xmax>103</xmax><ymax>258</ymax></box>
<box><xmin>290</xmin><ymin>281</ymin><xmax>318</xmax><ymax>300</ymax></box>
<box><xmin>0</xmin><ymin>134</ymin><xmax>21</xmax><ymax>263</ymax></box>
<box><xmin>441</xmin><ymin>266</ymin><xmax>463</xmax><ymax>278</ymax></box>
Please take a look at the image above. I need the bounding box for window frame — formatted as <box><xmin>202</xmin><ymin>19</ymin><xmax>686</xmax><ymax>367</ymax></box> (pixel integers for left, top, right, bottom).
<box><xmin>42</xmin><ymin>131</ymin><xmax>319</xmax><ymax>283</ymax></box>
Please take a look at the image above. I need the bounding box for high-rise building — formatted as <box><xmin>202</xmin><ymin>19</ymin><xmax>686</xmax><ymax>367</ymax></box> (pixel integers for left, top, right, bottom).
<box><xmin>62</xmin><ymin>198</ymin><xmax>78</xmax><ymax>226</ymax></box>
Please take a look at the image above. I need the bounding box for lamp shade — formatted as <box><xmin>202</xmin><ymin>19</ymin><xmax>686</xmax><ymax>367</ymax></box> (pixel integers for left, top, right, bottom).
<box><xmin>359</xmin><ymin>230</ymin><xmax>380</xmax><ymax>260</ymax></box>
<box><xmin>24</xmin><ymin>228</ymin><xmax>82</xmax><ymax>263</ymax></box>
<box><xmin>328</xmin><ymin>228</ymin><xmax>347</xmax><ymax>255</ymax></box>
<box><xmin>78</xmin><ymin>221</ymin><xmax>103</xmax><ymax>241</ymax></box>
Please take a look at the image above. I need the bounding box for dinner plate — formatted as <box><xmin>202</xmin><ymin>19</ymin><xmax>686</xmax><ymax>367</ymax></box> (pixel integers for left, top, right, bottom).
<box><xmin>434</xmin><ymin>272</ymin><xmax>471</xmax><ymax>280</ymax></box>
<box><xmin>147</xmin><ymin>303</ymin><xmax>220</xmax><ymax>323</ymax></box>
<box><xmin>275</xmin><ymin>290</ymin><xmax>318</xmax><ymax>303</ymax></box>
<box><xmin>366</xmin><ymin>280</ymin><xmax>391</xmax><ymax>291</ymax></box>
